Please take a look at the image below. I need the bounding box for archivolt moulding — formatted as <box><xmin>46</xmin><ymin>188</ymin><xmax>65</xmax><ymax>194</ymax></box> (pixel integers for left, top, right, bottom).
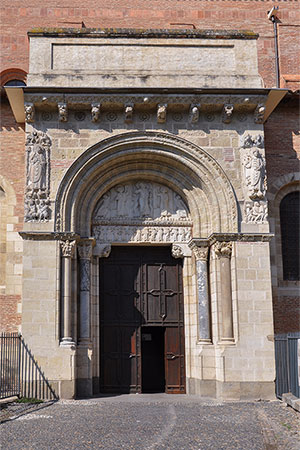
<box><xmin>55</xmin><ymin>131</ymin><xmax>238</xmax><ymax>237</ymax></box>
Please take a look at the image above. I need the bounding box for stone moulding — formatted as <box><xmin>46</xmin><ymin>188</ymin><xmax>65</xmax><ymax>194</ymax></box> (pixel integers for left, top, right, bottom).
<box><xmin>27</xmin><ymin>28</ymin><xmax>259</xmax><ymax>40</ymax></box>
<box><xmin>190</xmin><ymin>233</ymin><xmax>274</xmax><ymax>247</ymax></box>
<box><xmin>19</xmin><ymin>231</ymin><xmax>80</xmax><ymax>241</ymax></box>
<box><xmin>54</xmin><ymin>131</ymin><xmax>238</xmax><ymax>236</ymax></box>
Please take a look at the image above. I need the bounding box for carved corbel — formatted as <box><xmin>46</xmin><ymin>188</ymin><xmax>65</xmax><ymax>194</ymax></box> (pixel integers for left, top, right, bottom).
<box><xmin>25</xmin><ymin>103</ymin><xmax>35</xmax><ymax>123</ymax></box>
<box><xmin>189</xmin><ymin>105</ymin><xmax>200</xmax><ymax>123</ymax></box>
<box><xmin>222</xmin><ymin>104</ymin><xmax>234</xmax><ymax>124</ymax></box>
<box><xmin>58</xmin><ymin>103</ymin><xmax>68</xmax><ymax>122</ymax></box>
<box><xmin>157</xmin><ymin>104</ymin><xmax>167</xmax><ymax>123</ymax></box>
<box><xmin>91</xmin><ymin>103</ymin><xmax>100</xmax><ymax>122</ymax></box>
<box><xmin>93</xmin><ymin>244</ymin><xmax>111</xmax><ymax>258</ymax></box>
<box><xmin>254</xmin><ymin>103</ymin><xmax>266</xmax><ymax>124</ymax></box>
<box><xmin>125</xmin><ymin>104</ymin><xmax>134</xmax><ymax>123</ymax></box>
<box><xmin>172</xmin><ymin>243</ymin><xmax>192</xmax><ymax>258</ymax></box>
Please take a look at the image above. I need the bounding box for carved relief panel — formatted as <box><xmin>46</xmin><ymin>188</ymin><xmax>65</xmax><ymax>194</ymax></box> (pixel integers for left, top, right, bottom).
<box><xmin>240</xmin><ymin>134</ymin><xmax>268</xmax><ymax>224</ymax></box>
<box><xmin>25</xmin><ymin>130</ymin><xmax>51</xmax><ymax>222</ymax></box>
<box><xmin>92</xmin><ymin>181</ymin><xmax>192</xmax><ymax>244</ymax></box>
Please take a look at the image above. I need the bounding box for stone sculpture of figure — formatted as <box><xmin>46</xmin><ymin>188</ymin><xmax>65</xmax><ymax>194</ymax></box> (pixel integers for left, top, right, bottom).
<box><xmin>58</xmin><ymin>103</ymin><xmax>68</xmax><ymax>122</ymax></box>
<box><xmin>157</xmin><ymin>104</ymin><xmax>167</xmax><ymax>123</ymax></box>
<box><xmin>39</xmin><ymin>199</ymin><xmax>50</xmax><ymax>221</ymax></box>
<box><xmin>25</xmin><ymin>104</ymin><xmax>34</xmax><ymax>123</ymax></box>
<box><xmin>28</xmin><ymin>142</ymin><xmax>47</xmax><ymax>191</ymax></box>
<box><xmin>254</xmin><ymin>104</ymin><xmax>266</xmax><ymax>124</ymax></box>
<box><xmin>245</xmin><ymin>201</ymin><xmax>267</xmax><ymax>223</ymax></box>
<box><xmin>125</xmin><ymin>105</ymin><xmax>133</xmax><ymax>123</ymax></box>
<box><xmin>91</xmin><ymin>104</ymin><xmax>100</xmax><ymax>122</ymax></box>
<box><xmin>244</xmin><ymin>149</ymin><xmax>265</xmax><ymax>200</ymax></box>
<box><xmin>222</xmin><ymin>104</ymin><xmax>233</xmax><ymax>124</ymax></box>
<box><xmin>94</xmin><ymin>193</ymin><xmax>110</xmax><ymax>219</ymax></box>
<box><xmin>135</xmin><ymin>183</ymin><xmax>151</xmax><ymax>217</ymax></box>
<box><xmin>190</xmin><ymin>105</ymin><xmax>199</xmax><ymax>123</ymax></box>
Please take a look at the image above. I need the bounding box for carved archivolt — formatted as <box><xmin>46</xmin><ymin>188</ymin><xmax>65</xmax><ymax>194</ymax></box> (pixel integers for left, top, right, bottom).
<box><xmin>25</xmin><ymin>130</ymin><xmax>51</xmax><ymax>222</ymax></box>
<box><xmin>55</xmin><ymin>131</ymin><xmax>238</xmax><ymax>235</ymax></box>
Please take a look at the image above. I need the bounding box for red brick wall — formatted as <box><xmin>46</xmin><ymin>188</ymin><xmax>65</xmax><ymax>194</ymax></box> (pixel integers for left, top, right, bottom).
<box><xmin>0</xmin><ymin>295</ymin><xmax>22</xmax><ymax>333</ymax></box>
<box><xmin>0</xmin><ymin>1</ymin><xmax>299</xmax><ymax>334</ymax></box>
<box><xmin>0</xmin><ymin>0</ymin><xmax>299</xmax><ymax>89</ymax></box>
<box><xmin>273</xmin><ymin>295</ymin><xmax>300</xmax><ymax>334</ymax></box>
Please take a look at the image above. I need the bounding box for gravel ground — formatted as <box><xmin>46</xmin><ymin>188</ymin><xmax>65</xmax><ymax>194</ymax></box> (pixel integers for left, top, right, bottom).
<box><xmin>0</xmin><ymin>395</ymin><xmax>299</xmax><ymax>450</ymax></box>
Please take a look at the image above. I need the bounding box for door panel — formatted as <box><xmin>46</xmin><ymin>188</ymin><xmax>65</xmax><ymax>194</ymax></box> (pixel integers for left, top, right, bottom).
<box><xmin>100</xmin><ymin>246</ymin><xmax>185</xmax><ymax>394</ymax></box>
<box><xmin>165</xmin><ymin>327</ymin><xmax>185</xmax><ymax>393</ymax></box>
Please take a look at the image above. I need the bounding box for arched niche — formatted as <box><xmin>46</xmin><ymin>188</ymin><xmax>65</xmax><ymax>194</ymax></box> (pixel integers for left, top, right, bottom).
<box><xmin>55</xmin><ymin>131</ymin><xmax>238</xmax><ymax>237</ymax></box>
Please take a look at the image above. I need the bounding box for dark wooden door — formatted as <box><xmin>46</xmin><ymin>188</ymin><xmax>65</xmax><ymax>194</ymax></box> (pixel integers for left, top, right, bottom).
<box><xmin>100</xmin><ymin>246</ymin><xmax>185</xmax><ymax>393</ymax></box>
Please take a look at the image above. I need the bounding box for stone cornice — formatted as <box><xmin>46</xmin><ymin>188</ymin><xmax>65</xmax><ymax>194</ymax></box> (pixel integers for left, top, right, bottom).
<box><xmin>24</xmin><ymin>92</ymin><xmax>267</xmax><ymax>109</ymax></box>
<box><xmin>28</xmin><ymin>28</ymin><xmax>259</xmax><ymax>40</ymax></box>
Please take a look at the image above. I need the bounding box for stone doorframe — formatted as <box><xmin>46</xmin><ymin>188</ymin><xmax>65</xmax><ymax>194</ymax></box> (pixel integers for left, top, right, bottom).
<box><xmin>53</xmin><ymin>131</ymin><xmax>240</xmax><ymax>396</ymax></box>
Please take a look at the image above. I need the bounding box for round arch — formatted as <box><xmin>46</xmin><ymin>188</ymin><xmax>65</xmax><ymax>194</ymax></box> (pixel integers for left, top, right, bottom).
<box><xmin>55</xmin><ymin>131</ymin><xmax>238</xmax><ymax>237</ymax></box>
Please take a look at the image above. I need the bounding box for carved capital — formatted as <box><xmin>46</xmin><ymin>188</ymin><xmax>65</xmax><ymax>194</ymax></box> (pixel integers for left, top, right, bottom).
<box><xmin>214</xmin><ymin>241</ymin><xmax>232</xmax><ymax>259</ymax></box>
<box><xmin>91</xmin><ymin>103</ymin><xmax>100</xmax><ymax>122</ymax></box>
<box><xmin>78</xmin><ymin>241</ymin><xmax>94</xmax><ymax>259</ymax></box>
<box><xmin>25</xmin><ymin>103</ymin><xmax>35</xmax><ymax>123</ymax></box>
<box><xmin>193</xmin><ymin>246</ymin><xmax>209</xmax><ymax>261</ymax></box>
<box><xmin>222</xmin><ymin>104</ymin><xmax>233</xmax><ymax>124</ymax></box>
<box><xmin>157</xmin><ymin>104</ymin><xmax>167</xmax><ymax>123</ymax></box>
<box><xmin>61</xmin><ymin>240</ymin><xmax>76</xmax><ymax>258</ymax></box>
<box><xmin>58</xmin><ymin>103</ymin><xmax>68</xmax><ymax>122</ymax></box>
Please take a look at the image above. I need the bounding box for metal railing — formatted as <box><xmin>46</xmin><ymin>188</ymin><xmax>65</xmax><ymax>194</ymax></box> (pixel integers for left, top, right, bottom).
<box><xmin>0</xmin><ymin>333</ymin><xmax>58</xmax><ymax>400</ymax></box>
<box><xmin>274</xmin><ymin>332</ymin><xmax>300</xmax><ymax>399</ymax></box>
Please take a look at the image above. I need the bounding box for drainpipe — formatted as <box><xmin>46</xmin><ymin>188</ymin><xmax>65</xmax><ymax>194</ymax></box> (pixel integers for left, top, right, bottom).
<box><xmin>268</xmin><ymin>7</ymin><xmax>280</xmax><ymax>88</ymax></box>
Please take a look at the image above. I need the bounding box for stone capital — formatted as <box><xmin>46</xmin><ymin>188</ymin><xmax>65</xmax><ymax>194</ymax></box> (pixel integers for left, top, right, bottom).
<box><xmin>78</xmin><ymin>239</ymin><xmax>95</xmax><ymax>259</ymax></box>
<box><xmin>214</xmin><ymin>241</ymin><xmax>232</xmax><ymax>259</ymax></box>
<box><xmin>60</xmin><ymin>240</ymin><xmax>76</xmax><ymax>258</ymax></box>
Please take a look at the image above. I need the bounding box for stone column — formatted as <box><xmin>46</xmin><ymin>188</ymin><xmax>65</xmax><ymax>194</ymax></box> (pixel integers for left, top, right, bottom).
<box><xmin>60</xmin><ymin>240</ymin><xmax>76</xmax><ymax>346</ymax></box>
<box><xmin>214</xmin><ymin>241</ymin><xmax>234</xmax><ymax>341</ymax></box>
<box><xmin>78</xmin><ymin>239</ymin><xmax>94</xmax><ymax>343</ymax></box>
<box><xmin>193</xmin><ymin>246</ymin><xmax>211</xmax><ymax>342</ymax></box>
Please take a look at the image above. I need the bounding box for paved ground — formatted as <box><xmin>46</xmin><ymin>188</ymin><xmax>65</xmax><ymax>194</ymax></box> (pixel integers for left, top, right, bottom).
<box><xmin>0</xmin><ymin>395</ymin><xmax>299</xmax><ymax>449</ymax></box>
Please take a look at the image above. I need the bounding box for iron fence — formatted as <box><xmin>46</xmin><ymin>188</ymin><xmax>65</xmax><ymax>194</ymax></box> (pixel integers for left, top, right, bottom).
<box><xmin>274</xmin><ymin>332</ymin><xmax>300</xmax><ymax>399</ymax></box>
<box><xmin>0</xmin><ymin>333</ymin><xmax>58</xmax><ymax>400</ymax></box>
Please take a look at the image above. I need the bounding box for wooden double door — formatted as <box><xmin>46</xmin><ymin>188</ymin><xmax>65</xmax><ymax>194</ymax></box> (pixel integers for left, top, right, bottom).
<box><xmin>100</xmin><ymin>246</ymin><xmax>185</xmax><ymax>394</ymax></box>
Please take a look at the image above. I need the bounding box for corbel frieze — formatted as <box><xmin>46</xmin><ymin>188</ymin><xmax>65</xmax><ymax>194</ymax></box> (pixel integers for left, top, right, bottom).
<box><xmin>24</xmin><ymin>93</ymin><xmax>267</xmax><ymax>124</ymax></box>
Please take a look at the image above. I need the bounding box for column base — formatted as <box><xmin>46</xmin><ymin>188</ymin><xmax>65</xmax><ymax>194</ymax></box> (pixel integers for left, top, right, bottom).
<box><xmin>60</xmin><ymin>338</ymin><xmax>76</xmax><ymax>348</ymax></box>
